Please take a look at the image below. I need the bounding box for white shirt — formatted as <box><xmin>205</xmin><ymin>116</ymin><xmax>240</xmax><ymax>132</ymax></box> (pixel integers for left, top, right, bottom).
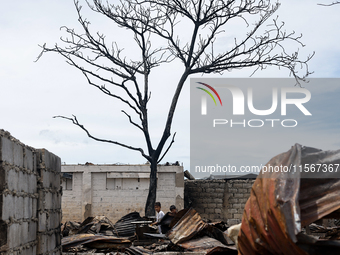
<box><xmin>156</xmin><ymin>210</ymin><xmax>165</xmax><ymax>233</ymax></box>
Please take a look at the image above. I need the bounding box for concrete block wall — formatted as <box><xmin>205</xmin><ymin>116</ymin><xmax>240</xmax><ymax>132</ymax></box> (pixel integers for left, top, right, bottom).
<box><xmin>225</xmin><ymin>179</ymin><xmax>254</xmax><ymax>225</ymax></box>
<box><xmin>61</xmin><ymin>164</ymin><xmax>184</xmax><ymax>223</ymax></box>
<box><xmin>0</xmin><ymin>130</ymin><xmax>61</xmax><ymax>255</ymax></box>
<box><xmin>184</xmin><ymin>179</ymin><xmax>255</xmax><ymax>225</ymax></box>
<box><xmin>36</xmin><ymin>149</ymin><xmax>62</xmax><ymax>255</ymax></box>
<box><xmin>0</xmin><ymin>130</ymin><xmax>38</xmax><ymax>255</ymax></box>
<box><xmin>61</xmin><ymin>173</ymin><xmax>82</xmax><ymax>222</ymax></box>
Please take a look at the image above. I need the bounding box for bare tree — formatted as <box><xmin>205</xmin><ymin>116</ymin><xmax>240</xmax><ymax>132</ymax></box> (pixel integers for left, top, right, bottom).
<box><xmin>37</xmin><ymin>0</ymin><xmax>312</xmax><ymax>216</ymax></box>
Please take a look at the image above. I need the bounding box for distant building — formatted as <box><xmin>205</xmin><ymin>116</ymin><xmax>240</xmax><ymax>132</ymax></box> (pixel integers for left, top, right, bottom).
<box><xmin>61</xmin><ymin>164</ymin><xmax>184</xmax><ymax>223</ymax></box>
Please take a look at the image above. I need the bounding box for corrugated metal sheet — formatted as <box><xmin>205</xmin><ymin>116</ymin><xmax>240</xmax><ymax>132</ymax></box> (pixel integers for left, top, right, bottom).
<box><xmin>125</xmin><ymin>246</ymin><xmax>153</xmax><ymax>255</ymax></box>
<box><xmin>238</xmin><ymin>144</ymin><xmax>340</xmax><ymax>255</ymax></box>
<box><xmin>166</xmin><ymin>208</ymin><xmax>207</xmax><ymax>244</ymax></box>
<box><xmin>62</xmin><ymin>233</ymin><xmax>131</xmax><ymax>250</ymax></box>
<box><xmin>114</xmin><ymin>211</ymin><xmax>143</xmax><ymax>237</ymax></box>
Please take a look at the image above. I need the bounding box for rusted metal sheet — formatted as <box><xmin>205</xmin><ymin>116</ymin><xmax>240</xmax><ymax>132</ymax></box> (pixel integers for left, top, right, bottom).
<box><xmin>62</xmin><ymin>233</ymin><xmax>131</xmax><ymax>251</ymax></box>
<box><xmin>238</xmin><ymin>144</ymin><xmax>340</xmax><ymax>255</ymax></box>
<box><xmin>166</xmin><ymin>208</ymin><xmax>207</xmax><ymax>244</ymax></box>
<box><xmin>179</xmin><ymin>236</ymin><xmax>237</xmax><ymax>254</ymax></box>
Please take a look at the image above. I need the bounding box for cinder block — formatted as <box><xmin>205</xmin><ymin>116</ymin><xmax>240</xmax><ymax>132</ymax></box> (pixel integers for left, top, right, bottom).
<box><xmin>216</xmin><ymin>193</ymin><xmax>224</xmax><ymax>198</ymax></box>
<box><xmin>32</xmin><ymin>198</ymin><xmax>37</xmax><ymax>215</ymax></box>
<box><xmin>2</xmin><ymin>194</ymin><xmax>15</xmax><ymax>221</ymax></box>
<box><xmin>13</xmin><ymin>142</ymin><xmax>24</xmax><ymax>168</ymax></box>
<box><xmin>23</xmin><ymin>197</ymin><xmax>32</xmax><ymax>219</ymax></box>
<box><xmin>238</xmin><ymin>209</ymin><xmax>244</xmax><ymax>214</ymax></box>
<box><xmin>208</xmin><ymin>183</ymin><xmax>218</xmax><ymax>189</ymax></box>
<box><xmin>229</xmin><ymin>198</ymin><xmax>238</xmax><ymax>203</ymax></box>
<box><xmin>19</xmin><ymin>171</ymin><xmax>28</xmax><ymax>192</ymax></box>
<box><xmin>8</xmin><ymin>223</ymin><xmax>20</xmax><ymax>248</ymax></box>
<box><xmin>228</xmin><ymin>188</ymin><xmax>237</xmax><ymax>193</ymax></box>
<box><xmin>48</xmin><ymin>232</ymin><xmax>56</xmax><ymax>251</ymax></box>
<box><xmin>56</xmin><ymin>230</ymin><xmax>61</xmax><ymax>247</ymax></box>
<box><xmin>37</xmin><ymin>233</ymin><xmax>48</xmax><ymax>254</ymax></box>
<box><xmin>38</xmin><ymin>190</ymin><xmax>46</xmax><ymax>211</ymax></box>
<box><xmin>28</xmin><ymin>174</ymin><xmax>37</xmax><ymax>193</ymax></box>
<box><xmin>20</xmin><ymin>221</ymin><xmax>28</xmax><ymax>245</ymax></box>
<box><xmin>243</xmin><ymin>183</ymin><xmax>253</xmax><ymax>189</ymax></box>
<box><xmin>234</xmin><ymin>213</ymin><xmax>243</xmax><ymax>219</ymax></box>
<box><xmin>24</xmin><ymin>245</ymin><xmax>34</xmax><ymax>255</ymax></box>
<box><xmin>32</xmin><ymin>245</ymin><xmax>37</xmax><ymax>255</ymax></box>
<box><xmin>228</xmin><ymin>219</ymin><xmax>241</xmax><ymax>226</ymax></box>
<box><xmin>38</xmin><ymin>212</ymin><xmax>47</xmax><ymax>232</ymax></box>
<box><xmin>7</xmin><ymin>169</ymin><xmax>18</xmax><ymax>191</ymax></box>
<box><xmin>0</xmin><ymin>165</ymin><xmax>5</xmax><ymax>192</ymax></box>
<box><xmin>37</xmin><ymin>149</ymin><xmax>61</xmax><ymax>173</ymax></box>
<box><xmin>233</xmin><ymin>204</ymin><xmax>242</xmax><ymax>209</ymax></box>
<box><xmin>208</xmin><ymin>203</ymin><xmax>216</xmax><ymax>209</ymax></box>
<box><xmin>229</xmin><ymin>209</ymin><xmax>238</xmax><ymax>214</ymax></box>
<box><xmin>214</xmin><ymin>198</ymin><xmax>223</xmax><ymax>204</ymax></box>
<box><xmin>239</xmin><ymin>198</ymin><xmax>248</xmax><ymax>203</ymax></box>
<box><xmin>28</xmin><ymin>221</ymin><xmax>37</xmax><ymax>242</ymax></box>
<box><xmin>233</xmin><ymin>183</ymin><xmax>244</xmax><ymax>188</ymax></box>
<box><xmin>41</xmin><ymin>169</ymin><xmax>50</xmax><ymax>189</ymax></box>
<box><xmin>15</xmin><ymin>196</ymin><xmax>24</xmax><ymax>219</ymax></box>
<box><xmin>49</xmin><ymin>212</ymin><xmax>60</xmax><ymax>230</ymax></box>
<box><xmin>24</xmin><ymin>147</ymin><xmax>35</xmax><ymax>171</ymax></box>
<box><xmin>52</xmin><ymin>193</ymin><xmax>59</xmax><ymax>210</ymax></box>
<box><xmin>1</xmin><ymin>137</ymin><xmax>14</xmax><ymax>164</ymax></box>
<box><xmin>53</xmin><ymin>172</ymin><xmax>61</xmax><ymax>190</ymax></box>
<box><xmin>237</xmin><ymin>188</ymin><xmax>246</xmax><ymax>193</ymax></box>
<box><xmin>215</xmin><ymin>188</ymin><xmax>224</xmax><ymax>193</ymax></box>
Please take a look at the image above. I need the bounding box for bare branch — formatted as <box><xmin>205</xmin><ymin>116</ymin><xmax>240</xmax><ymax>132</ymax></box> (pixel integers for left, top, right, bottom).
<box><xmin>121</xmin><ymin>110</ymin><xmax>144</xmax><ymax>131</ymax></box>
<box><xmin>318</xmin><ymin>1</ymin><xmax>340</xmax><ymax>6</ymax></box>
<box><xmin>53</xmin><ymin>115</ymin><xmax>151</xmax><ymax>161</ymax></box>
<box><xmin>157</xmin><ymin>132</ymin><xmax>176</xmax><ymax>163</ymax></box>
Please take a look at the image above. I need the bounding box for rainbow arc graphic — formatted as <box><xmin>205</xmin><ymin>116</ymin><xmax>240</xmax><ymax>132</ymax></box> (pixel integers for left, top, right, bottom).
<box><xmin>196</xmin><ymin>82</ymin><xmax>223</xmax><ymax>106</ymax></box>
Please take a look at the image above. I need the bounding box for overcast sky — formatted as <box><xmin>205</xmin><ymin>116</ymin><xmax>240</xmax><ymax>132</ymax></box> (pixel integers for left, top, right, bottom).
<box><xmin>1</xmin><ymin>1</ymin><xmax>339</xmax><ymax>177</ymax></box>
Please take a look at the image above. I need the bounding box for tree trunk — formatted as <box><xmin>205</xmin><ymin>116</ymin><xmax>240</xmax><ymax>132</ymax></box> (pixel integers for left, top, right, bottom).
<box><xmin>145</xmin><ymin>161</ymin><xmax>158</xmax><ymax>216</ymax></box>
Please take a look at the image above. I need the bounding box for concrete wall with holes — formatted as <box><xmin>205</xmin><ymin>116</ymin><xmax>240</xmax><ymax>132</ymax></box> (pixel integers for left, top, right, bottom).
<box><xmin>0</xmin><ymin>130</ymin><xmax>62</xmax><ymax>255</ymax></box>
<box><xmin>61</xmin><ymin>164</ymin><xmax>184</xmax><ymax>223</ymax></box>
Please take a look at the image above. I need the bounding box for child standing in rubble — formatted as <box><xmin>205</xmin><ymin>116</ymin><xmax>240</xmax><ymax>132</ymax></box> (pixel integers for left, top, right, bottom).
<box><xmin>151</xmin><ymin>202</ymin><xmax>165</xmax><ymax>234</ymax></box>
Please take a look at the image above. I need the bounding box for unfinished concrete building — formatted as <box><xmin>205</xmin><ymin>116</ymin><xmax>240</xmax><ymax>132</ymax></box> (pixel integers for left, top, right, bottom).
<box><xmin>61</xmin><ymin>164</ymin><xmax>184</xmax><ymax>223</ymax></box>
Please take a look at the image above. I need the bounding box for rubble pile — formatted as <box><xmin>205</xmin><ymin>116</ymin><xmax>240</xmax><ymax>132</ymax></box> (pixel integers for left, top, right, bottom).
<box><xmin>61</xmin><ymin>144</ymin><xmax>340</xmax><ymax>254</ymax></box>
<box><xmin>61</xmin><ymin>209</ymin><xmax>237</xmax><ymax>254</ymax></box>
